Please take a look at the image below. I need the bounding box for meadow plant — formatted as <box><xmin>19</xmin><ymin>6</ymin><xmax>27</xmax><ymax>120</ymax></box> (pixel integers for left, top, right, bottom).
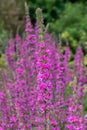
<box><xmin>0</xmin><ymin>3</ymin><xmax>87</xmax><ymax>130</ymax></box>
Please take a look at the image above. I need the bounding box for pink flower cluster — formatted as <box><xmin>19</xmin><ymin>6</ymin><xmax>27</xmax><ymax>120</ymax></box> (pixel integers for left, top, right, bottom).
<box><xmin>0</xmin><ymin>6</ymin><xmax>87</xmax><ymax>130</ymax></box>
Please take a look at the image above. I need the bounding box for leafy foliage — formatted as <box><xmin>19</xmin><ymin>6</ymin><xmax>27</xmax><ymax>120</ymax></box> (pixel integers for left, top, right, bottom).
<box><xmin>0</xmin><ymin>30</ymin><xmax>9</xmax><ymax>54</ymax></box>
<box><xmin>49</xmin><ymin>2</ymin><xmax>87</xmax><ymax>53</ymax></box>
<box><xmin>28</xmin><ymin>0</ymin><xmax>65</xmax><ymax>25</ymax></box>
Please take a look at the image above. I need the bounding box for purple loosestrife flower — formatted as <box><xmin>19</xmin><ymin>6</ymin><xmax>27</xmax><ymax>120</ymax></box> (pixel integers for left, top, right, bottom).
<box><xmin>74</xmin><ymin>46</ymin><xmax>86</xmax><ymax>109</ymax></box>
<box><xmin>63</xmin><ymin>44</ymin><xmax>72</xmax><ymax>84</ymax></box>
<box><xmin>1</xmin><ymin>3</ymin><xmax>87</xmax><ymax>130</ymax></box>
<box><xmin>52</xmin><ymin>48</ymin><xmax>67</xmax><ymax>127</ymax></box>
<box><xmin>25</xmin><ymin>3</ymin><xmax>37</xmax><ymax>127</ymax></box>
<box><xmin>45</xmin><ymin>34</ymin><xmax>62</xmax><ymax>129</ymax></box>
<box><xmin>36</xmin><ymin>41</ymin><xmax>53</xmax><ymax>129</ymax></box>
<box><xmin>5</xmin><ymin>37</ymin><xmax>16</xmax><ymax>70</ymax></box>
<box><xmin>15</xmin><ymin>33</ymin><xmax>21</xmax><ymax>59</ymax></box>
<box><xmin>74</xmin><ymin>45</ymin><xmax>87</xmax><ymax>86</ymax></box>
<box><xmin>36</xmin><ymin>8</ymin><xmax>54</xmax><ymax>130</ymax></box>
<box><xmin>1</xmin><ymin>72</ymin><xmax>19</xmax><ymax>129</ymax></box>
<box><xmin>25</xmin><ymin>2</ymin><xmax>36</xmax><ymax>55</ymax></box>
<box><xmin>14</xmin><ymin>58</ymin><xmax>32</xmax><ymax>129</ymax></box>
<box><xmin>25</xmin><ymin>2</ymin><xmax>37</xmax><ymax>87</ymax></box>
<box><xmin>73</xmin><ymin>46</ymin><xmax>87</xmax><ymax>129</ymax></box>
<box><xmin>66</xmin><ymin>78</ymin><xmax>84</xmax><ymax>130</ymax></box>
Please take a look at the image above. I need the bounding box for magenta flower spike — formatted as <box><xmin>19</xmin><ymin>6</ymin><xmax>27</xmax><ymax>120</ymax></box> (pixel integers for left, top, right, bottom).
<box><xmin>1</xmin><ymin>3</ymin><xmax>87</xmax><ymax>130</ymax></box>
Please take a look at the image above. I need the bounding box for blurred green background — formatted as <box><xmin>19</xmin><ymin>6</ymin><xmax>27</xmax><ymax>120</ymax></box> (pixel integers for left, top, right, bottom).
<box><xmin>0</xmin><ymin>0</ymin><xmax>87</xmax><ymax>54</ymax></box>
<box><xmin>1</xmin><ymin>0</ymin><xmax>87</xmax><ymax>65</ymax></box>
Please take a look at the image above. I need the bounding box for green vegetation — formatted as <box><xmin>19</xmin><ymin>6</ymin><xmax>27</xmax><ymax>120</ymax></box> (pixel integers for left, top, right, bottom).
<box><xmin>28</xmin><ymin>0</ymin><xmax>64</xmax><ymax>24</ymax></box>
<box><xmin>0</xmin><ymin>0</ymin><xmax>87</xmax><ymax>54</ymax></box>
<box><xmin>0</xmin><ymin>54</ymin><xmax>7</xmax><ymax>68</ymax></box>
<box><xmin>0</xmin><ymin>30</ymin><xmax>9</xmax><ymax>54</ymax></box>
<box><xmin>50</xmin><ymin>2</ymin><xmax>87</xmax><ymax>53</ymax></box>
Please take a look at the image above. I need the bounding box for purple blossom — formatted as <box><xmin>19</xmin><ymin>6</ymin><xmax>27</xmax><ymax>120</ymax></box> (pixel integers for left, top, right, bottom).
<box><xmin>0</xmin><ymin>5</ymin><xmax>87</xmax><ymax>130</ymax></box>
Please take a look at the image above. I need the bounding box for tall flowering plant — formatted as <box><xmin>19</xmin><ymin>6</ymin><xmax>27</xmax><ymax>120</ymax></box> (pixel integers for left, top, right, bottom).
<box><xmin>0</xmin><ymin>3</ymin><xmax>87</xmax><ymax>130</ymax></box>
